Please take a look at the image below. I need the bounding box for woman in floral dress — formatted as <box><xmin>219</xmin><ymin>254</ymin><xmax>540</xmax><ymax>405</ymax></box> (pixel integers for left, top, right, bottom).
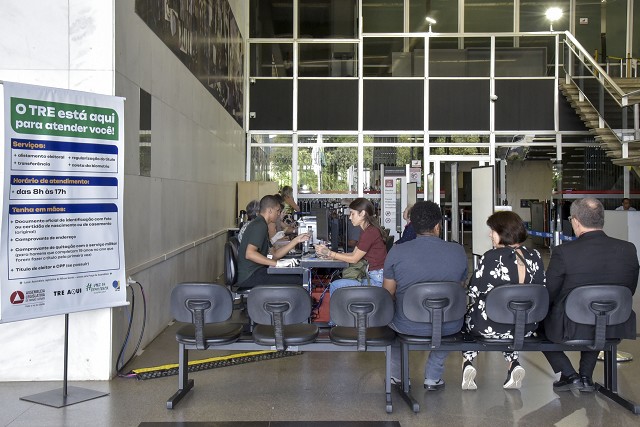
<box><xmin>461</xmin><ymin>211</ymin><xmax>546</xmax><ymax>390</ymax></box>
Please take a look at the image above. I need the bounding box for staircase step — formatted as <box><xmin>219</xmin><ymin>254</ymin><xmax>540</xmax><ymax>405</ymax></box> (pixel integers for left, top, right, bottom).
<box><xmin>612</xmin><ymin>157</ymin><xmax>640</xmax><ymax>166</ymax></box>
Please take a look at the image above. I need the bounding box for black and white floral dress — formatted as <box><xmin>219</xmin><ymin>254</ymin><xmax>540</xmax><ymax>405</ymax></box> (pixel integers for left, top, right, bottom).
<box><xmin>463</xmin><ymin>245</ymin><xmax>546</xmax><ymax>362</ymax></box>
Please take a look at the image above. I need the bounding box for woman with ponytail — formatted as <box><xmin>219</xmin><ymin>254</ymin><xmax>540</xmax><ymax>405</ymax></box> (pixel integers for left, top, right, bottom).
<box><xmin>315</xmin><ymin>198</ymin><xmax>387</xmax><ymax>297</ymax></box>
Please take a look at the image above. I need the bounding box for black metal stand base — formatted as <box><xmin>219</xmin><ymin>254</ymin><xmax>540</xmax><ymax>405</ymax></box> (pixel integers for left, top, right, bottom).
<box><xmin>20</xmin><ymin>385</ymin><xmax>108</xmax><ymax>408</ymax></box>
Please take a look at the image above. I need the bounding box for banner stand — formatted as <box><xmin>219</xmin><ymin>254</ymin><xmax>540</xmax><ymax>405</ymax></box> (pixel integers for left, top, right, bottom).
<box><xmin>19</xmin><ymin>314</ymin><xmax>108</xmax><ymax>408</ymax></box>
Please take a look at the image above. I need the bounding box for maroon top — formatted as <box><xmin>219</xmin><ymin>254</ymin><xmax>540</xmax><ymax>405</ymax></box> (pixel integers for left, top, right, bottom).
<box><xmin>356</xmin><ymin>225</ymin><xmax>387</xmax><ymax>270</ymax></box>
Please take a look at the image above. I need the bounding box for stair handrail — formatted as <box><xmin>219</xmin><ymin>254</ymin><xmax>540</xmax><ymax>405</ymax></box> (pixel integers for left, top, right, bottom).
<box><xmin>563</xmin><ymin>31</ymin><xmax>639</xmax><ymax>107</ymax></box>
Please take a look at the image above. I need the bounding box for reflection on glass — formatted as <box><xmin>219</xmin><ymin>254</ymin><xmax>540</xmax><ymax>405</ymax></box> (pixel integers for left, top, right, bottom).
<box><xmin>250</xmin><ymin>0</ymin><xmax>293</xmax><ymax>38</ymax></box>
<box><xmin>362</xmin><ymin>0</ymin><xmax>403</xmax><ymax>33</ymax></box>
<box><xmin>298</xmin><ymin>146</ymin><xmax>359</xmax><ymax>193</ymax></box>
<box><xmin>517</xmin><ymin>36</ymin><xmax>558</xmax><ymax>76</ymax></box>
<box><xmin>411</xmin><ymin>0</ymin><xmax>458</xmax><ymax>33</ymax></box>
<box><xmin>363</xmin><ymin>146</ymin><xmax>425</xmax><ymax>193</ymax></box>
<box><xmin>250</xmin><ymin>43</ymin><xmax>294</xmax><ymax>77</ymax></box>
<box><xmin>298</xmin><ymin>135</ymin><xmax>357</xmax><ymax>144</ymax></box>
<box><xmin>251</xmin><ymin>134</ymin><xmax>293</xmax><ymax>144</ymax></box>
<box><xmin>430</xmin><ymin>135</ymin><xmax>489</xmax><ymax>156</ymax></box>
<box><xmin>465</xmin><ymin>0</ymin><xmax>514</xmax><ymax>33</ymax></box>
<box><xmin>250</xmin><ymin>146</ymin><xmax>293</xmax><ymax>183</ymax></box>
<box><xmin>367</xmin><ymin>135</ymin><xmax>423</xmax><ymax>144</ymax></box>
<box><xmin>429</xmin><ymin>39</ymin><xmax>491</xmax><ymax>77</ymax></box>
<box><xmin>299</xmin><ymin>44</ymin><xmax>358</xmax><ymax>77</ymax></box>
<box><xmin>364</xmin><ymin>38</ymin><xmax>425</xmax><ymax>77</ymax></box>
<box><xmin>139</xmin><ymin>89</ymin><xmax>151</xmax><ymax>177</ymax></box>
<box><xmin>520</xmin><ymin>1</ymin><xmax>569</xmax><ymax>32</ymax></box>
<box><xmin>299</xmin><ymin>0</ymin><xmax>357</xmax><ymax>39</ymax></box>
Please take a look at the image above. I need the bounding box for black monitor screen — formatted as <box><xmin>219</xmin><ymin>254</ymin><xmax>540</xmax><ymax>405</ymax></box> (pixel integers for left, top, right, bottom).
<box><xmin>311</xmin><ymin>207</ymin><xmax>329</xmax><ymax>242</ymax></box>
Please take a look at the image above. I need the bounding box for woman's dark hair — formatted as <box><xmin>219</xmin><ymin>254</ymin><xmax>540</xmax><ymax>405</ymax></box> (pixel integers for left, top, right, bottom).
<box><xmin>349</xmin><ymin>198</ymin><xmax>384</xmax><ymax>237</ymax></box>
<box><xmin>280</xmin><ymin>186</ymin><xmax>294</xmax><ymax>198</ymax></box>
<box><xmin>410</xmin><ymin>201</ymin><xmax>442</xmax><ymax>234</ymax></box>
<box><xmin>272</xmin><ymin>193</ymin><xmax>285</xmax><ymax>210</ymax></box>
<box><xmin>245</xmin><ymin>200</ymin><xmax>260</xmax><ymax>220</ymax></box>
<box><xmin>487</xmin><ymin>211</ymin><xmax>528</xmax><ymax>246</ymax></box>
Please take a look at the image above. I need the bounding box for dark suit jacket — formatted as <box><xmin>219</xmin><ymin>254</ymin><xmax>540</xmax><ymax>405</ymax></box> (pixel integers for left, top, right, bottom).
<box><xmin>544</xmin><ymin>230</ymin><xmax>639</xmax><ymax>342</ymax></box>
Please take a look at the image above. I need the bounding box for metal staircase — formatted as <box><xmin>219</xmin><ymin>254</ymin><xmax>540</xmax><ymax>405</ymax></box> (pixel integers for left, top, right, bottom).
<box><xmin>560</xmin><ymin>78</ymin><xmax>640</xmax><ymax>166</ymax></box>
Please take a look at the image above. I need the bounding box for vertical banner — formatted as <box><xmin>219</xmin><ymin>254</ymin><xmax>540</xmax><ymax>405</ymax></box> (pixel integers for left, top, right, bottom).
<box><xmin>382</xmin><ymin>166</ymin><xmax>407</xmax><ymax>241</ymax></box>
<box><xmin>0</xmin><ymin>82</ymin><xmax>127</xmax><ymax>323</ymax></box>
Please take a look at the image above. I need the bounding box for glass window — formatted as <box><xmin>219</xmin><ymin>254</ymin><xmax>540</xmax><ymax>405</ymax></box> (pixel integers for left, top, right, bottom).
<box><xmin>298</xmin><ymin>135</ymin><xmax>358</xmax><ymax>144</ymax></box>
<box><xmin>139</xmin><ymin>89</ymin><xmax>151</xmax><ymax>177</ymax></box>
<box><xmin>250</xmin><ymin>43</ymin><xmax>294</xmax><ymax>77</ymax></box>
<box><xmin>363</xmin><ymin>0</ymin><xmax>403</xmax><ymax>33</ymax></box>
<box><xmin>363</xmin><ymin>146</ymin><xmax>425</xmax><ymax>192</ymax></box>
<box><xmin>429</xmin><ymin>38</ymin><xmax>491</xmax><ymax>77</ymax></box>
<box><xmin>363</xmin><ymin>37</ymin><xmax>425</xmax><ymax>77</ymax></box>
<box><xmin>520</xmin><ymin>1</ymin><xmax>569</xmax><ymax>32</ymax></box>
<box><xmin>250</xmin><ymin>0</ymin><xmax>293</xmax><ymax>38</ymax></box>
<box><xmin>298</xmin><ymin>43</ymin><xmax>358</xmax><ymax>77</ymax></box>
<box><xmin>250</xmin><ymin>134</ymin><xmax>293</xmax><ymax>145</ymax></box>
<box><xmin>465</xmin><ymin>0</ymin><xmax>514</xmax><ymax>33</ymax></box>
<box><xmin>250</xmin><ymin>145</ymin><xmax>293</xmax><ymax>183</ymax></box>
<box><xmin>516</xmin><ymin>35</ymin><xmax>559</xmax><ymax>76</ymax></box>
<box><xmin>299</xmin><ymin>0</ymin><xmax>357</xmax><ymax>39</ymax></box>
<box><xmin>429</xmin><ymin>135</ymin><xmax>490</xmax><ymax>156</ymax></box>
<box><xmin>411</xmin><ymin>0</ymin><xmax>458</xmax><ymax>33</ymax></box>
<box><xmin>297</xmin><ymin>146</ymin><xmax>360</xmax><ymax>194</ymax></box>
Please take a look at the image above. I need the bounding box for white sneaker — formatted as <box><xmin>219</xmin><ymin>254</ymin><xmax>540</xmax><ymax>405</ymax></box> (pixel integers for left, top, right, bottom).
<box><xmin>390</xmin><ymin>376</ymin><xmax>410</xmax><ymax>387</ymax></box>
<box><xmin>503</xmin><ymin>363</ymin><xmax>525</xmax><ymax>389</ymax></box>
<box><xmin>462</xmin><ymin>362</ymin><xmax>477</xmax><ymax>390</ymax></box>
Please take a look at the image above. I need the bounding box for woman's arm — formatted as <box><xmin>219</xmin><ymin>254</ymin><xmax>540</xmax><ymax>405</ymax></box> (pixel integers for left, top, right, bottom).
<box><xmin>315</xmin><ymin>244</ymin><xmax>366</xmax><ymax>264</ymax></box>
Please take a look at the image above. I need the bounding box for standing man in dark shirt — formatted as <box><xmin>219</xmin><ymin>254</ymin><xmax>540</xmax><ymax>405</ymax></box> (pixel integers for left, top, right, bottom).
<box><xmin>237</xmin><ymin>195</ymin><xmax>310</xmax><ymax>289</ymax></box>
<box><xmin>543</xmin><ymin>198</ymin><xmax>638</xmax><ymax>392</ymax></box>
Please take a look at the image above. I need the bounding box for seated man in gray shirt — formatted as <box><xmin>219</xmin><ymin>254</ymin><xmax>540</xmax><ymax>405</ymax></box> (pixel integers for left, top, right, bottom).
<box><xmin>237</xmin><ymin>195</ymin><xmax>310</xmax><ymax>289</ymax></box>
<box><xmin>383</xmin><ymin>201</ymin><xmax>468</xmax><ymax>390</ymax></box>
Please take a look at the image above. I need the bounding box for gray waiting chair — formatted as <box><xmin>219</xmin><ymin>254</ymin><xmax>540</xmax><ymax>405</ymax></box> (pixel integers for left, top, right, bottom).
<box><xmin>247</xmin><ymin>285</ymin><xmax>319</xmax><ymax>351</ymax></box>
<box><xmin>564</xmin><ymin>285</ymin><xmax>633</xmax><ymax>350</ymax></box>
<box><xmin>166</xmin><ymin>283</ymin><xmax>243</xmax><ymax>409</ymax></box>
<box><xmin>478</xmin><ymin>284</ymin><xmax>548</xmax><ymax>350</ymax></box>
<box><xmin>329</xmin><ymin>286</ymin><xmax>396</xmax><ymax>413</ymax></box>
<box><xmin>394</xmin><ymin>282</ymin><xmax>467</xmax><ymax>412</ymax></box>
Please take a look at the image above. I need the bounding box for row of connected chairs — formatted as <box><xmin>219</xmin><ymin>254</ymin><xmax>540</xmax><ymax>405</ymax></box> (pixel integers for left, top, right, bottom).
<box><xmin>167</xmin><ymin>281</ymin><xmax>637</xmax><ymax>414</ymax></box>
<box><xmin>167</xmin><ymin>283</ymin><xmax>396</xmax><ymax>411</ymax></box>
<box><xmin>394</xmin><ymin>283</ymin><xmax>635</xmax><ymax>413</ymax></box>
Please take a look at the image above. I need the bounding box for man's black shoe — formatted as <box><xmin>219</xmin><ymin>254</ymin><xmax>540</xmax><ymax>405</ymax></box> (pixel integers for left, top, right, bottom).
<box><xmin>579</xmin><ymin>375</ymin><xmax>595</xmax><ymax>393</ymax></box>
<box><xmin>553</xmin><ymin>373</ymin><xmax>581</xmax><ymax>391</ymax></box>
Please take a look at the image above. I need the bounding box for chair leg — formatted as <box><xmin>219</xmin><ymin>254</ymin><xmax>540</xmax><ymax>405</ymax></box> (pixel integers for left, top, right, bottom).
<box><xmin>395</xmin><ymin>341</ymin><xmax>419</xmax><ymax>413</ymax></box>
<box><xmin>385</xmin><ymin>345</ymin><xmax>393</xmax><ymax>413</ymax></box>
<box><xmin>595</xmin><ymin>344</ymin><xmax>640</xmax><ymax>414</ymax></box>
<box><xmin>166</xmin><ymin>343</ymin><xmax>194</xmax><ymax>409</ymax></box>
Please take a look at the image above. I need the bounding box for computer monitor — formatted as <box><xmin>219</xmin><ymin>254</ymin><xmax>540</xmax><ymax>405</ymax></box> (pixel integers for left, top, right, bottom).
<box><xmin>311</xmin><ymin>207</ymin><xmax>329</xmax><ymax>243</ymax></box>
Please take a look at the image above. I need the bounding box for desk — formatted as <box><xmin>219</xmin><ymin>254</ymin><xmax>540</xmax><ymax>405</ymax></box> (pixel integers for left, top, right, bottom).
<box><xmin>267</xmin><ymin>255</ymin><xmax>347</xmax><ymax>287</ymax></box>
<box><xmin>300</xmin><ymin>254</ymin><xmax>348</xmax><ymax>270</ymax></box>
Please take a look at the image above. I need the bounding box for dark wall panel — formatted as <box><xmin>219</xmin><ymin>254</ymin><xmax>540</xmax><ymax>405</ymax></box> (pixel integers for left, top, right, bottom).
<box><xmin>363</xmin><ymin>80</ymin><xmax>424</xmax><ymax>131</ymax></box>
<box><xmin>249</xmin><ymin>80</ymin><xmax>293</xmax><ymax>130</ymax></box>
<box><xmin>495</xmin><ymin>80</ymin><xmax>554</xmax><ymax>131</ymax></box>
<box><xmin>429</xmin><ymin>80</ymin><xmax>490</xmax><ymax>130</ymax></box>
<box><xmin>298</xmin><ymin>80</ymin><xmax>358</xmax><ymax>130</ymax></box>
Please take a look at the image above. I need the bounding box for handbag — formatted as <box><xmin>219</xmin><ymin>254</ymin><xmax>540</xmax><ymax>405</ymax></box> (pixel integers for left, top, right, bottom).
<box><xmin>341</xmin><ymin>259</ymin><xmax>370</xmax><ymax>285</ymax></box>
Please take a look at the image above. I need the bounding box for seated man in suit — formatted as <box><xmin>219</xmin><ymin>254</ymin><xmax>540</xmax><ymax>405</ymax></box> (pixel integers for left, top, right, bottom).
<box><xmin>237</xmin><ymin>195</ymin><xmax>310</xmax><ymax>289</ymax></box>
<box><xmin>543</xmin><ymin>197</ymin><xmax>639</xmax><ymax>392</ymax></box>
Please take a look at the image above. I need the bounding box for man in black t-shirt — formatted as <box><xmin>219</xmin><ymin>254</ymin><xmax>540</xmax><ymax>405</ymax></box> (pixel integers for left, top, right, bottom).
<box><xmin>237</xmin><ymin>195</ymin><xmax>310</xmax><ymax>288</ymax></box>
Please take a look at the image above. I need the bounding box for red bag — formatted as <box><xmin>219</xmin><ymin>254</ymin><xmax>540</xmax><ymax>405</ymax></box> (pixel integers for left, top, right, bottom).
<box><xmin>311</xmin><ymin>286</ymin><xmax>331</xmax><ymax>323</ymax></box>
